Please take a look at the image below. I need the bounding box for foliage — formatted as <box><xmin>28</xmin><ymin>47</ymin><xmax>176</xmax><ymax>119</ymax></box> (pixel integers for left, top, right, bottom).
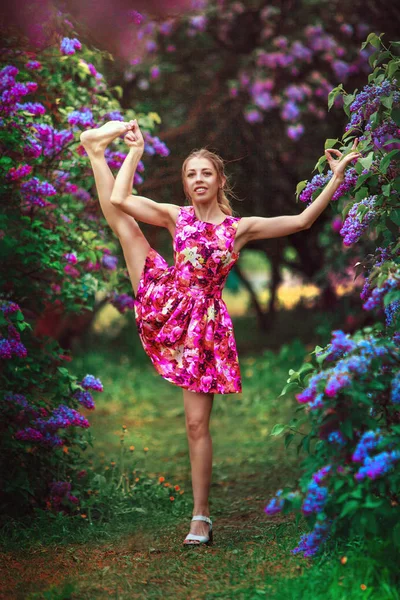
<box><xmin>0</xmin><ymin>20</ymin><xmax>169</xmax><ymax>518</ymax></box>
<box><xmin>267</xmin><ymin>35</ymin><xmax>400</xmax><ymax>559</ymax></box>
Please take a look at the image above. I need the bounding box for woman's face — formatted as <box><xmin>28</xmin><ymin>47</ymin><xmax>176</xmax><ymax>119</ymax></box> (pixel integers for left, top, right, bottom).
<box><xmin>184</xmin><ymin>157</ymin><xmax>223</xmax><ymax>204</ymax></box>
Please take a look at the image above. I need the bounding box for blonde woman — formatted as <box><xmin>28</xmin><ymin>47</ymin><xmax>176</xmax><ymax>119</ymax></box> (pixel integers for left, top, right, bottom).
<box><xmin>81</xmin><ymin>119</ymin><xmax>360</xmax><ymax>546</ymax></box>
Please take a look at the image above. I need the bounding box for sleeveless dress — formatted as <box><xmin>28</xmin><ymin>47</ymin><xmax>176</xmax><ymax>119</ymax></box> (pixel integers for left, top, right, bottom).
<box><xmin>133</xmin><ymin>205</ymin><xmax>242</xmax><ymax>395</ymax></box>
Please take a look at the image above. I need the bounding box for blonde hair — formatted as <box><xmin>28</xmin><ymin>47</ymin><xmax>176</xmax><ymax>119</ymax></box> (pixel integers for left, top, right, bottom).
<box><xmin>181</xmin><ymin>148</ymin><xmax>237</xmax><ymax>216</ymax></box>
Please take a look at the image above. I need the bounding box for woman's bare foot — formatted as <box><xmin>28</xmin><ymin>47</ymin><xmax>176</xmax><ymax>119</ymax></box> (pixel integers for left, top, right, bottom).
<box><xmin>80</xmin><ymin>120</ymin><xmax>133</xmax><ymax>156</ymax></box>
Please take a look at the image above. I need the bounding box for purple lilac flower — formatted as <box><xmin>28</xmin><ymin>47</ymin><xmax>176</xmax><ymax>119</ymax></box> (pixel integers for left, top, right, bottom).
<box><xmin>331</xmin><ymin>168</ymin><xmax>358</xmax><ymax>201</ymax></box>
<box><xmin>30</xmin><ymin>124</ymin><xmax>74</xmax><ymax>158</ymax></box>
<box><xmin>20</xmin><ymin>177</ymin><xmax>57</xmax><ymax>207</ymax></box>
<box><xmin>346</xmin><ymin>80</ymin><xmax>397</xmax><ymax>132</ymax></box>
<box><xmin>64</xmin><ymin>264</ymin><xmax>79</xmax><ymax>278</ymax></box>
<box><xmin>34</xmin><ymin>404</ymin><xmax>90</xmax><ymax>432</ymax></box>
<box><xmin>355</xmin><ymin>450</ymin><xmax>400</xmax><ymax>481</ymax></box>
<box><xmin>101</xmin><ymin>255</ymin><xmax>118</xmax><ymax>270</ymax></box>
<box><xmin>302</xmin><ymin>481</ymin><xmax>329</xmax><ymax>515</ymax></box>
<box><xmin>339</xmin><ymin>195</ymin><xmax>377</xmax><ymax>246</ymax></box>
<box><xmin>60</xmin><ymin>37</ymin><xmax>82</xmax><ymax>55</ymax></box>
<box><xmin>291</xmin><ymin>519</ymin><xmax>331</xmax><ymax>558</ymax></box>
<box><xmin>323</xmin><ymin>330</ymin><xmax>356</xmax><ymax>362</ymax></box>
<box><xmin>363</xmin><ymin>277</ymin><xmax>398</xmax><ymax>312</ymax></box>
<box><xmin>16</xmin><ymin>102</ymin><xmax>45</xmax><ymax>116</ymax></box>
<box><xmin>105</xmin><ymin>149</ymin><xmax>126</xmax><ymax>170</ymax></box>
<box><xmin>104</xmin><ymin>110</ymin><xmax>124</xmax><ymax>121</ymax></box>
<box><xmin>312</xmin><ymin>465</ymin><xmax>332</xmax><ymax>484</ymax></box>
<box><xmin>287</xmin><ymin>124</ymin><xmax>304</xmax><ymax>141</ymax></box>
<box><xmin>6</xmin><ymin>164</ymin><xmax>33</xmax><ymax>181</ymax></box>
<box><xmin>352</xmin><ymin>429</ymin><xmax>382</xmax><ymax>462</ymax></box>
<box><xmin>0</xmin><ymin>338</ymin><xmax>12</xmax><ymax>359</ymax></box>
<box><xmin>73</xmin><ymin>390</ymin><xmax>95</xmax><ymax>409</ymax></box>
<box><xmin>299</xmin><ymin>172</ymin><xmax>331</xmax><ymax>203</ymax></box>
<box><xmin>128</xmin><ymin>10</ymin><xmax>144</xmax><ymax>24</ymax></box>
<box><xmin>0</xmin><ymin>300</ymin><xmax>20</xmax><ymax>316</ymax></box>
<box><xmin>244</xmin><ymin>109</ymin><xmax>263</xmax><ymax>124</ymax></box>
<box><xmin>110</xmin><ymin>293</ymin><xmax>135</xmax><ymax>314</ymax></box>
<box><xmin>281</xmin><ymin>101</ymin><xmax>300</xmax><ymax>122</ymax></box>
<box><xmin>64</xmin><ymin>252</ymin><xmax>78</xmax><ymax>264</ymax></box>
<box><xmin>392</xmin><ymin>371</ymin><xmax>400</xmax><ymax>404</ymax></box>
<box><xmin>264</xmin><ymin>489</ymin><xmax>284</xmax><ymax>515</ymax></box>
<box><xmin>385</xmin><ymin>300</ymin><xmax>400</xmax><ymax>327</ymax></box>
<box><xmin>327</xmin><ymin>430</ymin><xmax>346</xmax><ymax>446</ymax></box>
<box><xmin>26</xmin><ymin>60</ymin><xmax>42</xmax><ymax>70</ymax></box>
<box><xmin>394</xmin><ymin>332</ymin><xmax>400</xmax><ymax>346</ymax></box>
<box><xmin>23</xmin><ymin>136</ymin><xmax>42</xmax><ymax>158</ymax></box>
<box><xmin>67</xmin><ymin>108</ymin><xmax>95</xmax><ymax>128</ymax></box>
<box><xmin>81</xmin><ymin>374</ymin><xmax>103</xmax><ymax>392</ymax></box>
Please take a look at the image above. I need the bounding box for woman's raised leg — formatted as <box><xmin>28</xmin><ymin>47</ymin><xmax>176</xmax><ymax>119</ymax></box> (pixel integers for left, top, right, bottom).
<box><xmin>182</xmin><ymin>388</ymin><xmax>214</xmax><ymax>542</ymax></box>
<box><xmin>80</xmin><ymin>121</ymin><xmax>150</xmax><ymax>295</ymax></box>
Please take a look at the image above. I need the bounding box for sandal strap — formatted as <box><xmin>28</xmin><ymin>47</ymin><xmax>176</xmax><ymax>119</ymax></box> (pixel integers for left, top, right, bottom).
<box><xmin>185</xmin><ymin>533</ymin><xmax>209</xmax><ymax>542</ymax></box>
<box><xmin>191</xmin><ymin>515</ymin><xmax>212</xmax><ymax>525</ymax></box>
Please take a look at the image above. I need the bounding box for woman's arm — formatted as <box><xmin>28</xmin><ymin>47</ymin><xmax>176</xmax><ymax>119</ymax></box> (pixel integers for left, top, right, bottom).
<box><xmin>110</xmin><ymin>121</ymin><xmax>179</xmax><ymax>229</ymax></box>
<box><xmin>238</xmin><ymin>139</ymin><xmax>361</xmax><ymax>245</ymax></box>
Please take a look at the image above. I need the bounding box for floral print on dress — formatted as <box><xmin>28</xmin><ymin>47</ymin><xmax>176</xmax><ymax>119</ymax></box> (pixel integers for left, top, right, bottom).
<box><xmin>134</xmin><ymin>205</ymin><xmax>242</xmax><ymax>394</ymax></box>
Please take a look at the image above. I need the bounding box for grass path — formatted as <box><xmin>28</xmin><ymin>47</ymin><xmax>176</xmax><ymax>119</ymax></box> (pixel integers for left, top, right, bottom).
<box><xmin>1</xmin><ymin>345</ymin><xmax>381</xmax><ymax>599</ymax></box>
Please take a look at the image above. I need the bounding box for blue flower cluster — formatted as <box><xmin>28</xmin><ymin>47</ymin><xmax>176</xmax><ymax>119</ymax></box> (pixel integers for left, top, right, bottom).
<box><xmin>291</xmin><ymin>519</ymin><xmax>332</xmax><ymax>557</ymax></box>
<box><xmin>323</xmin><ymin>330</ymin><xmax>356</xmax><ymax>362</ymax></box>
<box><xmin>110</xmin><ymin>292</ymin><xmax>136</xmax><ymax>314</ymax></box>
<box><xmin>60</xmin><ymin>37</ymin><xmax>82</xmax><ymax>56</ymax></box>
<box><xmin>302</xmin><ymin>480</ymin><xmax>329</xmax><ymax>515</ymax></box>
<box><xmin>299</xmin><ymin>167</ymin><xmax>358</xmax><ymax>205</ymax></box>
<box><xmin>73</xmin><ymin>390</ymin><xmax>95</xmax><ymax>410</ymax></box>
<box><xmin>67</xmin><ymin>108</ymin><xmax>95</xmax><ymax>128</ymax></box>
<box><xmin>346</xmin><ymin>80</ymin><xmax>397</xmax><ymax>132</ymax></box>
<box><xmin>81</xmin><ymin>374</ymin><xmax>103</xmax><ymax>392</ymax></box>
<box><xmin>297</xmin><ymin>334</ymin><xmax>389</xmax><ymax>409</ymax></box>
<box><xmin>20</xmin><ymin>177</ymin><xmax>57</xmax><ymax>208</ymax></box>
<box><xmin>355</xmin><ymin>450</ymin><xmax>400</xmax><ymax>481</ymax></box>
<box><xmin>352</xmin><ymin>429</ymin><xmax>382</xmax><ymax>462</ymax></box>
<box><xmin>327</xmin><ymin>430</ymin><xmax>346</xmax><ymax>446</ymax></box>
<box><xmin>339</xmin><ymin>195</ymin><xmax>377</xmax><ymax>246</ymax></box>
<box><xmin>264</xmin><ymin>489</ymin><xmax>284</xmax><ymax>515</ymax></box>
<box><xmin>392</xmin><ymin>371</ymin><xmax>400</xmax><ymax>404</ymax></box>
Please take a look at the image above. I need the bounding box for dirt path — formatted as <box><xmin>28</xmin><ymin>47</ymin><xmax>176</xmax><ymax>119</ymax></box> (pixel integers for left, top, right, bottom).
<box><xmin>0</xmin><ymin>468</ymin><xmax>307</xmax><ymax>599</ymax></box>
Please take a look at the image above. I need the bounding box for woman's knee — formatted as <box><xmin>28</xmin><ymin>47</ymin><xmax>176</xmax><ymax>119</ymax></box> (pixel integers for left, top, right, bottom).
<box><xmin>186</xmin><ymin>419</ymin><xmax>210</xmax><ymax>440</ymax></box>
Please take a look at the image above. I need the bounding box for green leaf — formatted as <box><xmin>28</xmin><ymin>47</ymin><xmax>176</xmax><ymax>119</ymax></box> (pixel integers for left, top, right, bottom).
<box><xmin>340</xmin><ymin>500</ymin><xmax>359</xmax><ymax>518</ymax></box>
<box><xmin>327</xmin><ymin>85</ymin><xmax>343</xmax><ymax>111</ymax></box>
<box><xmin>380</xmin><ymin>149</ymin><xmax>400</xmax><ymax>174</ymax></box>
<box><xmin>361</xmin><ymin>32</ymin><xmax>382</xmax><ymax>50</ymax></box>
<box><xmin>391</xmin><ymin>108</ymin><xmax>400</xmax><ymax>127</ymax></box>
<box><xmin>384</xmin><ymin>290</ymin><xmax>400</xmax><ymax>307</ymax></box>
<box><xmin>359</xmin><ymin>152</ymin><xmax>374</xmax><ymax>171</ymax></box>
<box><xmin>271</xmin><ymin>424</ymin><xmax>286</xmax><ymax>436</ymax></box>
<box><xmin>341</xmin><ymin>419</ymin><xmax>353</xmax><ymax>440</ymax></box>
<box><xmin>295</xmin><ymin>180</ymin><xmax>308</xmax><ymax>200</ymax></box>
<box><xmin>324</xmin><ymin>138</ymin><xmax>339</xmax><ymax>150</ymax></box>
<box><xmin>284</xmin><ymin>433</ymin><xmax>295</xmax><ymax>449</ymax></box>
<box><xmin>279</xmin><ymin>381</ymin><xmax>299</xmax><ymax>397</ymax></box>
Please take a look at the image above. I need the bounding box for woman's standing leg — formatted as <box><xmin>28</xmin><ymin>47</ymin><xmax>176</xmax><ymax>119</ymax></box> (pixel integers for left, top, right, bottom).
<box><xmin>182</xmin><ymin>389</ymin><xmax>214</xmax><ymax>540</ymax></box>
<box><xmin>80</xmin><ymin>121</ymin><xmax>151</xmax><ymax>294</ymax></box>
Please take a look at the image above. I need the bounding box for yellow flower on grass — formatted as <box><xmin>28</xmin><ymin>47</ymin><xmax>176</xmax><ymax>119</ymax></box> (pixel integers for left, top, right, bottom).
<box><xmin>360</xmin><ymin>584</ymin><xmax>367</xmax><ymax>591</ymax></box>
<box><xmin>170</xmin><ymin>496</ymin><xmax>175</xmax><ymax>501</ymax></box>
<box><xmin>129</xmin><ymin>445</ymin><xmax>135</xmax><ymax>452</ymax></box>
<box><xmin>159</xmin><ymin>476</ymin><xmax>165</xmax><ymax>483</ymax></box>
<box><xmin>340</xmin><ymin>556</ymin><xmax>347</xmax><ymax>565</ymax></box>
<box><xmin>143</xmin><ymin>447</ymin><xmax>149</xmax><ymax>452</ymax></box>
<box><xmin>174</xmin><ymin>485</ymin><xmax>180</xmax><ymax>491</ymax></box>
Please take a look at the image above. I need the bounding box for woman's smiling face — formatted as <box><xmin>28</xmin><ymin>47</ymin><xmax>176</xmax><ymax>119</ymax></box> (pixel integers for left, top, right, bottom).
<box><xmin>184</xmin><ymin>157</ymin><xmax>222</xmax><ymax>203</ymax></box>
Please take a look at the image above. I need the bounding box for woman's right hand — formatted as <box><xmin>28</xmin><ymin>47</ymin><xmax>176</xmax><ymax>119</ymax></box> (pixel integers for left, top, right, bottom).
<box><xmin>124</xmin><ymin>119</ymin><xmax>144</xmax><ymax>153</ymax></box>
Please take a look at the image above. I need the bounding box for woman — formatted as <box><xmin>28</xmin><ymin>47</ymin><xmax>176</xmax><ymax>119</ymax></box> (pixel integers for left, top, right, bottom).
<box><xmin>80</xmin><ymin>119</ymin><xmax>361</xmax><ymax>546</ymax></box>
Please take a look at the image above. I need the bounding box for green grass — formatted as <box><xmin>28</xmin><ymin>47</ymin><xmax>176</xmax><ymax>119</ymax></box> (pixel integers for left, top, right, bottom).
<box><xmin>1</xmin><ymin>329</ymin><xmax>397</xmax><ymax>599</ymax></box>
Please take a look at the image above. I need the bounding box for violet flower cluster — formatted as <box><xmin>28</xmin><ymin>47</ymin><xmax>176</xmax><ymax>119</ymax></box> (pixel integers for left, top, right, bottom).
<box><xmin>49</xmin><ymin>481</ymin><xmax>79</xmax><ymax>508</ymax></box>
<box><xmin>20</xmin><ymin>176</ymin><xmax>57</xmax><ymax>208</ymax></box>
<box><xmin>339</xmin><ymin>195</ymin><xmax>377</xmax><ymax>246</ymax></box>
<box><xmin>109</xmin><ymin>292</ymin><xmax>136</xmax><ymax>314</ymax></box>
<box><xmin>355</xmin><ymin>450</ymin><xmax>400</xmax><ymax>481</ymax></box>
<box><xmin>392</xmin><ymin>372</ymin><xmax>400</xmax><ymax>404</ymax></box>
<box><xmin>346</xmin><ymin>79</ymin><xmax>398</xmax><ymax>132</ymax></box>
<box><xmin>296</xmin><ymin>334</ymin><xmax>390</xmax><ymax>411</ymax></box>
<box><xmin>302</xmin><ymin>466</ymin><xmax>331</xmax><ymax>516</ymax></box>
<box><xmin>291</xmin><ymin>519</ymin><xmax>332</xmax><ymax>558</ymax></box>
<box><xmin>60</xmin><ymin>37</ymin><xmax>82</xmax><ymax>56</ymax></box>
<box><xmin>299</xmin><ymin>168</ymin><xmax>358</xmax><ymax>205</ymax></box>
<box><xmin>0</xmin><ymin>65</ymin><xmax>38</xmax><ymax>116</ymax></box>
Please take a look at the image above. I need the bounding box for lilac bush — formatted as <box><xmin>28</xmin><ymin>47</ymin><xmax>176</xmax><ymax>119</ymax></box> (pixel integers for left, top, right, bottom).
<box><xmin>0</xmin><ymin>20</ymin><xmax>169</xmax><ymax>518</ymax></box>
<box><xmin>268</xmin><ymin>36</ymin><xmax>400</xmax><ymax>558</ymax></box>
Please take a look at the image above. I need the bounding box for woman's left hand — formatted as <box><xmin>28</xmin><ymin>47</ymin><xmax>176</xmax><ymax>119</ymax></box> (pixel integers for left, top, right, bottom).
<box><xmin>324</xmin><ymin>138</ymin><xmax>362</xmax><ymax>180</ymax></box>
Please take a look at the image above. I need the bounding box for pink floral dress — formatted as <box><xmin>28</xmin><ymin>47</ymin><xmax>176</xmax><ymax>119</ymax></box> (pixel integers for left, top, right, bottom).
<box><xmin>134</xmin><ymin>205</ymin><xmax>242</xmax><ymax>394</ymax></box>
